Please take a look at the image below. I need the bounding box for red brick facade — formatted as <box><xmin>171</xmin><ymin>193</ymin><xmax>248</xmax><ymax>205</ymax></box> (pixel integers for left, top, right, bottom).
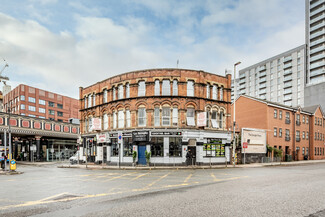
<box><xmin>79</xmin><ymin>68</ymin><xmax>232</xmax><ymax>134</ymax></box>
<box><xmin>233</xmin><ymin>95</ymin><xmax>325</xmax><ymax>160</ymax></box>
<box><xmin>3</xmin><ymin>84</ymin><xmax>80</xmax><ymax>122</ymax></box>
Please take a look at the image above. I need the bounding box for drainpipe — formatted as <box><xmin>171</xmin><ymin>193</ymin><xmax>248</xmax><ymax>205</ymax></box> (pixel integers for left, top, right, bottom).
<box><xmin>293</xmin><ymin>111</ymin><xmax>296</xmax><ymax>161</ymax></box>
<box><xmin>309</xmin><ymin>115</ymin><xmax>311</xmax><ymax>160</ymax></box>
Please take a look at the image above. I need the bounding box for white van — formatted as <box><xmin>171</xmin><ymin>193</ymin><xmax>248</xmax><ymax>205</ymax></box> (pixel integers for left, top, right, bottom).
<box><xmin>69</xmin><ymin>149</ymin><xmax>86</xmax><ymax>164</ymax></box>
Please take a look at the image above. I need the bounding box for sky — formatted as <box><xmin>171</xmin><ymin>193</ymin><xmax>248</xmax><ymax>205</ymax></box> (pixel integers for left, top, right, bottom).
<box><xmin>0</xmin><ymin>0</ymin><xmax>305</xmax><ymax>99</ymax></box>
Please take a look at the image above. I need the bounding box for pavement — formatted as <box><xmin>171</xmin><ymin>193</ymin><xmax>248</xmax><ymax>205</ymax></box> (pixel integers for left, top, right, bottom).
<box><xmin>13</xmin><ymin>158</ymin><xmax>325</xmax><ymax>170</ymax></box>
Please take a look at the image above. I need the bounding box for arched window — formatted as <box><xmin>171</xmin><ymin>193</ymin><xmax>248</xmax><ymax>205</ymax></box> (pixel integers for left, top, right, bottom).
<box><xmin>88</xmin><ymin>116</ymin><xmax>93</xmax><ymax>131</ymax></box>
<box><xmin>162</xmin><ymin>106</ymin><xmax>170</xmax><ymax>126</ymax></box>
<box><xmin>138</xmin><ymin>107</ymin><xmax>146</xmax><ymax>127</ymax></box>
<box><xmin>113</xmin><ymin>112</ymin><xmax>117</xmax><ymax>129</ymax></box>
<box><xmin>118</xmin><ymin>110</ymin><xmax>125</xmax><ymax>128</ymax></box>
<box><xmin>126</xmin><ymin>109</ymin><xmax>131</xmax><ymax>127</ymax></box>
<box><xmin>126</xmin><ymin>83</ymin><xmax>130</xmax><ymax>98</ymax></box>
<box><xmin>154</xmin><ymin>107</ymin><xmax>160</xmax><ymax>126</ymax></box>
<box><xmin>172</xmin><ymin>107</ymin><xmax>178</xmax><ymax>126</ymax></box>
<box><xmin>103</xmin><ymin>89</ymin><xmax>108</xmax><ymax>103</ymax></box>
<box><xmin>173</xmin><ymin>80</ymin><xmax>178</xmax><ymax>96</ymax></box>
<box><xmin>211</xmin><ymin>109</ymin><xmax>218</xmax><ymax>128</ymax></box>
<box><xmin>206</xmin><ymin>108</ymin><xmax>210</xmax><ymax>127</ymax></box>
<box><xmin>186</xmin><ymin>107</ymin><xmax>195</xmax><ymax>126</ymax></box>
<box><xmin>219</xmin><ymin>109</ymin><xmax>225</xmax><ymax>129</ymax></box>
<box><xmin>138</xmin><ymin>81</ymin><xmax>146</xmax><ymax>96</ymax></box>
<box><xmin>155</xmin><ymin>80</ymin><xmax>160</xmax><ymax>96</ymax></box>
<box><xmin>162</xmin><ymin>80</ymin><xmax>170</xmax><ymax>95</ymax></box>
<box><xmin>118</xmin><ymin>84</ymin><xmax>124</xmax><ymax>99</ymax></box>
<box><xmin>103</xmin><ymin>113</ymin><xmax>108</xmax><ymax>130</ymax></box>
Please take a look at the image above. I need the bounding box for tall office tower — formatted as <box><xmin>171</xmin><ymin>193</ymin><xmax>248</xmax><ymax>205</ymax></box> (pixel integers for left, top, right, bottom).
<box><xmin>305</xmin><ymin>0</ymin><xmax>325</xmax><ymax>107</ymax></box>
<box><xmin>231</xmin><ymin>45</ymin><xmax>306</xmax><ymax>107</ymax></box>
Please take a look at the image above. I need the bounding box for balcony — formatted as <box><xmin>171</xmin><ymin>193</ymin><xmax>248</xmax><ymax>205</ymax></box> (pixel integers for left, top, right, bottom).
<box><xmin>284</xmin><ymin>69</ymin><xmax>292</xmax><ymax>75</ymax></box>
<box><xmin>283</xmin><ymin>62</ymin><xmax>292</xmax><ymax>69</ymax></box>
<box><xmin>310</xmin><ymin>45</ymin><xmax>325</xmax><ymax>54</ymax></box>
<box><xmin>259</xmin><ymin>71</ymin><xmax>266</xmax><ymax>77</ymax></box>
<box><xmin>310</xmin><ymin>60</ymin><xmax>325</xmax><ymax>70</ymax></box>
<box><xmin>283</xmin><ymin>75</ymin><xmax>292</xmax><ymax>82</ymax></box>
<box><xmin>310</xmin><ymin>30</ymin><xmax>325</xmax><ymax>39</ymax></box>
<box><xmin>310</xmin><ymin>13</ymin><xmax>325</xmax><ymax>24</ymax></box>
<box><xmin>259</xmin><ymin>89</ymin><xmax>266</xmax><ymax>94</ymax></box>
<box><xmin>310</xmin><ymin>68</ymin><xmax>325</xmax><ymax>77</ymax></box>
<box><xmin>296</xmin><ymin>137</ymin><xmax>301</xmax><ymax>142</ymax></box>
<box><xmin>259</xmin><ymin>83</ymin><xmax>266</xmax><ymax>89</ymax></box>
<box><xmin>285</xmin><ymin>136</ymin><xmax>291</xmax><ymax>141</ymax></box>
<box><xmin>284</xmin><ymin>88</ymin><xmax>292</xmax><ymax>95</ymax></box>
<box><xmin>310</xmin><ymin>6</ymin><xmax>325</xmax><ymax>17</ymax></box>
<box><xmin>239</xmin><ymin>78</ymin><xmax>246</xmax><ymax>84</ymax></box>
<box><xmin>239</xmin><ymin>73</ymin><xmax>246</xmax><ymax>79</ymax></box>
<box><xmin>310</xmin><ymin>0</ymin><xmax>325</xmax><ymax>10</ymax></box>
<box><xmin>284</xmin><ymin>94</ymin><xmax>292</xmax><ymax>101</ymax></box>
<box><xmin>310</xmin><ymin>22</ymin><xmax>325</xmax><ymax>32</ymax></box>
<box><xmin>283</xmin><ymin>56</ymin><xmax>292</xmax><ymax>62</ymax></box>
<box><xmin>259</xmin><ymin>77</ymin><xmax>266</xmax><ymax>83</ymax></box>
<box><xmin>285</xmin><ymin>119</ymin><xmax>291</xmax><ymax>124</ymax></box>
<box><xmin>284</xmin><ymin>81</ymin><xmax>292</xmax><ymax>88</ymax></box>
<box><xmin>259</xmin><ymin>65</ymin><xmax>266</xmax><ymax>71</ymax></box>
<box><xmin>310</xmin><ymin>37</ymin><xmax>325</xmax><ymax>47</ymax></box>
<box><xmin>310</xmin><ymin>53</ymin><xmax>325</xmax><ymax>62</ymax></box>
<box><xmin>296</xmin><ymin>120</ymin><xmax>301</xmax><ymax>126</ymax></box>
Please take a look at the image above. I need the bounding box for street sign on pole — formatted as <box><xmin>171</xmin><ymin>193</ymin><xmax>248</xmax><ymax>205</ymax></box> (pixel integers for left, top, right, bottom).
<box><xmin>118</xmin><ymin>131</ymin><xmax>122</xmax><ymax>144</ymax></box>
<box><xmin>243</xmin><ymin>142</ymin><xmax>248</xmax><ymax>149</ymax></box>
<box><xmin>243</xmin><ymin>142</ymin><xmax>247</xmax><ymax>164</ymax></box>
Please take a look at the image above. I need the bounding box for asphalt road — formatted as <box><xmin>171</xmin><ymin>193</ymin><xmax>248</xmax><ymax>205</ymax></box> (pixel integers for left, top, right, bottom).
<box><xmin>1</xmin><ymin>163</ymin><xmax>325</xmax><ymax>217</ymax></box>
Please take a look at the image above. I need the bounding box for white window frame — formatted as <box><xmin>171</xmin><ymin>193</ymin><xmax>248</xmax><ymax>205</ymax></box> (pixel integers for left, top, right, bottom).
<box><xmin>118</xmin><ymin>110</ymin><xmax>125</xmax><ymax>128</ymax></box>
<box><xmin>92</xmin><ymin>94</ymin><xmax>96</xmax><ymax>106</ymax></box>
<box><xmin>186</xmin><ymin>108</ymin><xmax>195</xmax><ymax>126</ymax></box>
<box><xmin>103</xmin><ymin>114</ymin><xmax>108</xmax><ymax>130</ymax></box>
<box><xmin>118</xmin><ymin>84</ymin><xmax>124</xmax><ymax>99</ymax></box>
<box><xmin>172</xmin><ymin>108</ymin><xmax>178</xmax><ymax>126</ymax></box>
<box><xmin>187</xmin><ymin>81</ymin><xmax>194</xmax><ymax>97</ymax></box>
<box><xmin>206</xmin><ymin>84</ymin><xmax>210</xmax><ymax>98</ymax></box>
<box><xmin>162</xmin><ymin>107</ymin><xmax>170</xmax><ymax>126</ymax></box>
<box><xmin>220</xmin><ymin>87</ymin><xmax>223</xmax><ymax>100</ymax></box>
<box><xmin>39</xmin><ymin>108</ymin><xmax>45</xmax><ymax>113</ymax></box>
<box><xmin>212</xmin><ymin>85</ymin><xmax>217</xmax><ymax>100</ymax></box>
<box><xmin>211</xmin><ymin>110</ymin><xmax>218</xmax><ymax>128</ymax></box>
<box><xmin>219</xmin><ymin>110</ymin><xmax>224</xmax><ymax>129</ymax></box>
<box><xmin>103</xmin><ymin>89</ymin><xmax>108</xmax><ymax>103</ymax></box>
<box><xmin>39</xmin><ymin>99</ymin><xmax>46</xmax><ymax>105</ymax></box>
<box><xmin>173</xmin><ymin>80</ymin><xmax>178</xmax><ymax>96</ymax></box>
<box><xmin>88</xmin><ymin>94</ymin><xmax>92</xmax><ymax>107</ymax></box>
<box><xmin>154</xmin><ymin>107</ymin><xmax>160</xmax><ymax>126</ymax></box>
<box><xmin>113</xmin><ymin>87</ymin><xmax>116</xmax><ymax>100</ymax></box>
<box><xmin>126</xmin><ymin>83</ymin><xmax>130</xmax><ymax>98</ymax></box>
<box><xmin>84</xmin><ymin>97</ymin><xmax>87</xmax><ymax>108</ymax></box>
<box><xmin>113</xmin><ymin>112</ymin><xmax>117</xmax><ymax>129</ymax></box>
<box><xmin>162</xmin><ymin>80</ymin><xmax>170</xmax><ymax>96</ymax></box>
<box><xmin>28</xmin><ymin>105</ymin><xmax>36</xmax><ymax>111</ymax></box>
<box><xmin>155</xmin><ymin>80</ymin><xmax>160</xmax><ymax>96</ymax></box>
<box><xmin>126</xmin><ymin>109</ymin><xmax>131</xmax><ymax>128</ymax></box>
<box><xmin>138</xmin><ymin>81</ymin><xmax>146</xmax><ymax>97</ymax></box>
<box><xmin>138</xmin><ymin>108</ymin><xmax>146</xmax><ymax>127</ymax></box>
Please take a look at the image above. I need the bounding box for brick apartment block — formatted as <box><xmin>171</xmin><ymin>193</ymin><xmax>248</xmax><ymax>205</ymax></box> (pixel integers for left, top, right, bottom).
<box><xmin>233</xmin><ymin>95</ymin><xmax>325</xmax><ymax>160</ymax></box>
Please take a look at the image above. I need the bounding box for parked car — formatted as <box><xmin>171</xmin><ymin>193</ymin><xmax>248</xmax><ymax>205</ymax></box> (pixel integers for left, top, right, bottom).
<box><xmin>69</xmin><ymin>151</ymin><xmax>85</xmax><ymax>164</ymax></box>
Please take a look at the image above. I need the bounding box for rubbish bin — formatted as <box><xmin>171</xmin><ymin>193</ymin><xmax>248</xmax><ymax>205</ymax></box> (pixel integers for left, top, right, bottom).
<box><xmin>10</xmin><ymin>159</ymin><xmax>16</xmax><ymax>171</ymax></box>
<box><xmin>285</xmin><ymin>154</ymin><xmax>292</xmax><ymax>162</ymax></box>
<box><xmin>304</xmin><ymin>155</ymin><xmax>308</xmax><ymax>160</ymax></box>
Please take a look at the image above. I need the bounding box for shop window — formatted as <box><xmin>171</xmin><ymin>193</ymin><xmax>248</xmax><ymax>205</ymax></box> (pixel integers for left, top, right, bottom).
<box><xmin>162</xmin><ymin>107</ymin><xmax>170</xmax><ymax>126</ymax></box>
<box><xmin>203</xmin><ymin>139</ymin><xmax>225</xmax><ymax>157</ymax></box>
<box><xmin>103</xmin><ymin>114</ymin><xmax>108</xmax><ymax>130</ymax></box>
<box><xmin>123</xmin><ymin>137</ymin><xmax>133</xmax><ymax>156</ymax></box>
<box><xmin>172</xmin><ymin>108</ymin><xmax>178</xmax><ymax>126</ymax></box>
<box><xmin>155</xmin><ymin>80</ymin><xmax>160</xmax><ymax>96</ymax></box>
<box><xmin>126</xmin><ymin>83</ymin><xmax>130</xmax><ymax>98</ymax></box>
<box><xmin>118</xmin><ymin>110</ymin><xmax>124</xmax><ymax>128</ymax></box>
<box><xmin>138</xmin><ymin>108</ymin><xmax>146</xmax><ymax>127</ymax></box>
<box><xmin>138</xmin><ymin>81</ymin><xmax>146</xmax><ymax>97</ymax></box>
<box><xmin>111</xmin><ymin>138</ymin><xmax>119</xmax><ymax>156</ymax></box>
<box><xmin>187</xmin><ymin>80</ymin><xmax>194</xmax><ymax>97</ymax></box>
<box><xmin>126</xmin><ymin>109</ymin><xmax>131</xmax><ymax>128</ymax></box>
<box><xmin>162</xmin><ymin>80</ymin><xmax>170</xmax><ymax>95</ymax></box>
<box><xmin>173</xmin><ymin>80</ymin><xmax>178</xmax><ymax>96</ymax></box>
<box><xmin>154</xmin><ymin>107</ymin><xmax>160</xmax><ymax>126</ymax></box>
<box><xmin>103</xmin><ymin>89</ymin><xmax>108</xmax><ymax>103</ymax></box>
<box><xmin>151</xmin><ymin>137</ymin><xmax>164</xmax><ymax>157</ymax></box>
<box><xmin>169</xmin><ymin>137</ymin><xmax>182</xmax><ymax>157</ymax></box>
<box><xmin>118</xmin><ymin>84</ymin><xmax>124</xmax><ymax>99</ymax></box>
<box><xmin>186</xmin><ymin>108</ymin><xmax>195</xmax><ymax>126</ymax></box>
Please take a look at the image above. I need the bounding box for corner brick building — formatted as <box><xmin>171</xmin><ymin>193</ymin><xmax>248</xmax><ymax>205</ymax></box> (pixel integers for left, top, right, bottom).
<box><xmin>79</xmin><ymin>68</ymin><xmax>232</xmax><ymax>165</ymax></box>
<box><xmin>233</xmin><ymin>95</ymin><xmax>325</xmax><ymax>161</ymax></box>
<box><xmin>3</xmin><ymin>84</ymin><xmax>80</xmax><ymax>122</ymax></box>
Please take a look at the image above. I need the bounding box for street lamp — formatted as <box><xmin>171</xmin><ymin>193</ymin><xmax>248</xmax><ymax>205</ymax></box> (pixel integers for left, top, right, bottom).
<box><xmin>233</xmin><ymin>61</ymin><xmax>241</xmax><ymax>166</ymax></box>
<box><xmin>8</xmin><ymin>108</ymin><xmax>12</xmax><ymax>171</ymax></box>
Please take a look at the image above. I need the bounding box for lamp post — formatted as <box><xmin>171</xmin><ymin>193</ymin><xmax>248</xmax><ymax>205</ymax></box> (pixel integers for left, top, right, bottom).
<box><xmin>8</xmin><ymin>108</ymin><xmax>11</xmax><ymax>171</ymax></box>
<box><xmin>233</xmin><ymin>61</ymin><xmax>241</xmax><ymax>166</ymax></box>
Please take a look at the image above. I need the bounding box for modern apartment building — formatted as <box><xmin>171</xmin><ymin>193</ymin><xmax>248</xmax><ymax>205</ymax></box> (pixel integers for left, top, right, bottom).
<box><xmin>305</xmin><ymin>0</ymin><xmax>325</xmax><ymax>108</ymax></box>
<box><xmin>232</xmin><ymin>45</ymin><xmax>306</xmax><ymax>107</ymax></box>
<box><xmin>3</xmin><ymin>84</ymin><xmax>80</xmax><ymax>122</ymax></box>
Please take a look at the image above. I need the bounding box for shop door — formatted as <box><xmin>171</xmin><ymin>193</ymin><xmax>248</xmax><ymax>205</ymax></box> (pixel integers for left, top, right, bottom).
<box><xmin>138</xmin><ymin>146</ymin><xmax>146</xmax><ymax>165</ymax></box>
<box><xmin>188</xmin><ymin>146</ymin><xmax>196</xmax><ymax>165</ymax></box>
<box><xmin>103</xmin><ymin>147</ymin><xmax>107</xmax><ymax>163</ymax></box>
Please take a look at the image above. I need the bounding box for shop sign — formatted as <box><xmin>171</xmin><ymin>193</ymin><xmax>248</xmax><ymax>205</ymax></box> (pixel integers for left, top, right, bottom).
<box><xmin>91</xmin><ymin>118</ymin><xmax>102</xmax><ymax>131</ymax></box>
<box><xmin>97</xmin><ymin>133</ymin><xmax>109</xmax><ymax>143</ymax></box>
<box><xmin>197</xmin><ymin>112</ymin><xmax>206</xmax><ymax>127</ymax></box>
<box><xmin>132</xmin><ymin>131</ymin><xmax>149</xmax><ymax>142</ymax></box>
<box><xmin>241</xmin><ymin>128</ymin><xmax>266</xmax><ymax>153</ymax></box>
<box><xmin>110</xmin><ymin>132</ymin><xmax>132</xmax><ymax>137</ymax></box>
<box><xmin>151</xmin><ymin>132</ymin><xmax>182</xmax><ymax>136</ymax></box>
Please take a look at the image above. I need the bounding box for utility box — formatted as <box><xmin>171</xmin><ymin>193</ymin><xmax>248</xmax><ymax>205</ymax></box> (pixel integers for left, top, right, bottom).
<box><xmin>10</xmin><ymin>159</ymin><xmax>16</xmax><ymax>171</ymax></box>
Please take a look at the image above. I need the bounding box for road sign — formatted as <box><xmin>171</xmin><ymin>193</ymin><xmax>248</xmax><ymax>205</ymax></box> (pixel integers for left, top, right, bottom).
<box><xmin>243</xmin><ymin>142</ymin><xmax>248</xmax><ymax>149</ymax></box>
<box><xmin>118</xmin><ymin>131</ymin><xmax>122</xmax><ymax>144</ymax></box>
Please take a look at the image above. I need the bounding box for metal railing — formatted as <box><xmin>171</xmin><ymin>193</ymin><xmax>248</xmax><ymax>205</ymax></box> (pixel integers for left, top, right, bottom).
<box><xmin>262</xmin><ymin>157</ymin><xmax>281</xmax><ymax>163</ymax></box>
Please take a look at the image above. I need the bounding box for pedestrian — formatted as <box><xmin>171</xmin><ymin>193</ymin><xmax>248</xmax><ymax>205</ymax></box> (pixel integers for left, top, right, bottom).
<box><xmin>186</xmin><ymin>149</ymin><xmax>191</xmax><ymax>166</ymax></box>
